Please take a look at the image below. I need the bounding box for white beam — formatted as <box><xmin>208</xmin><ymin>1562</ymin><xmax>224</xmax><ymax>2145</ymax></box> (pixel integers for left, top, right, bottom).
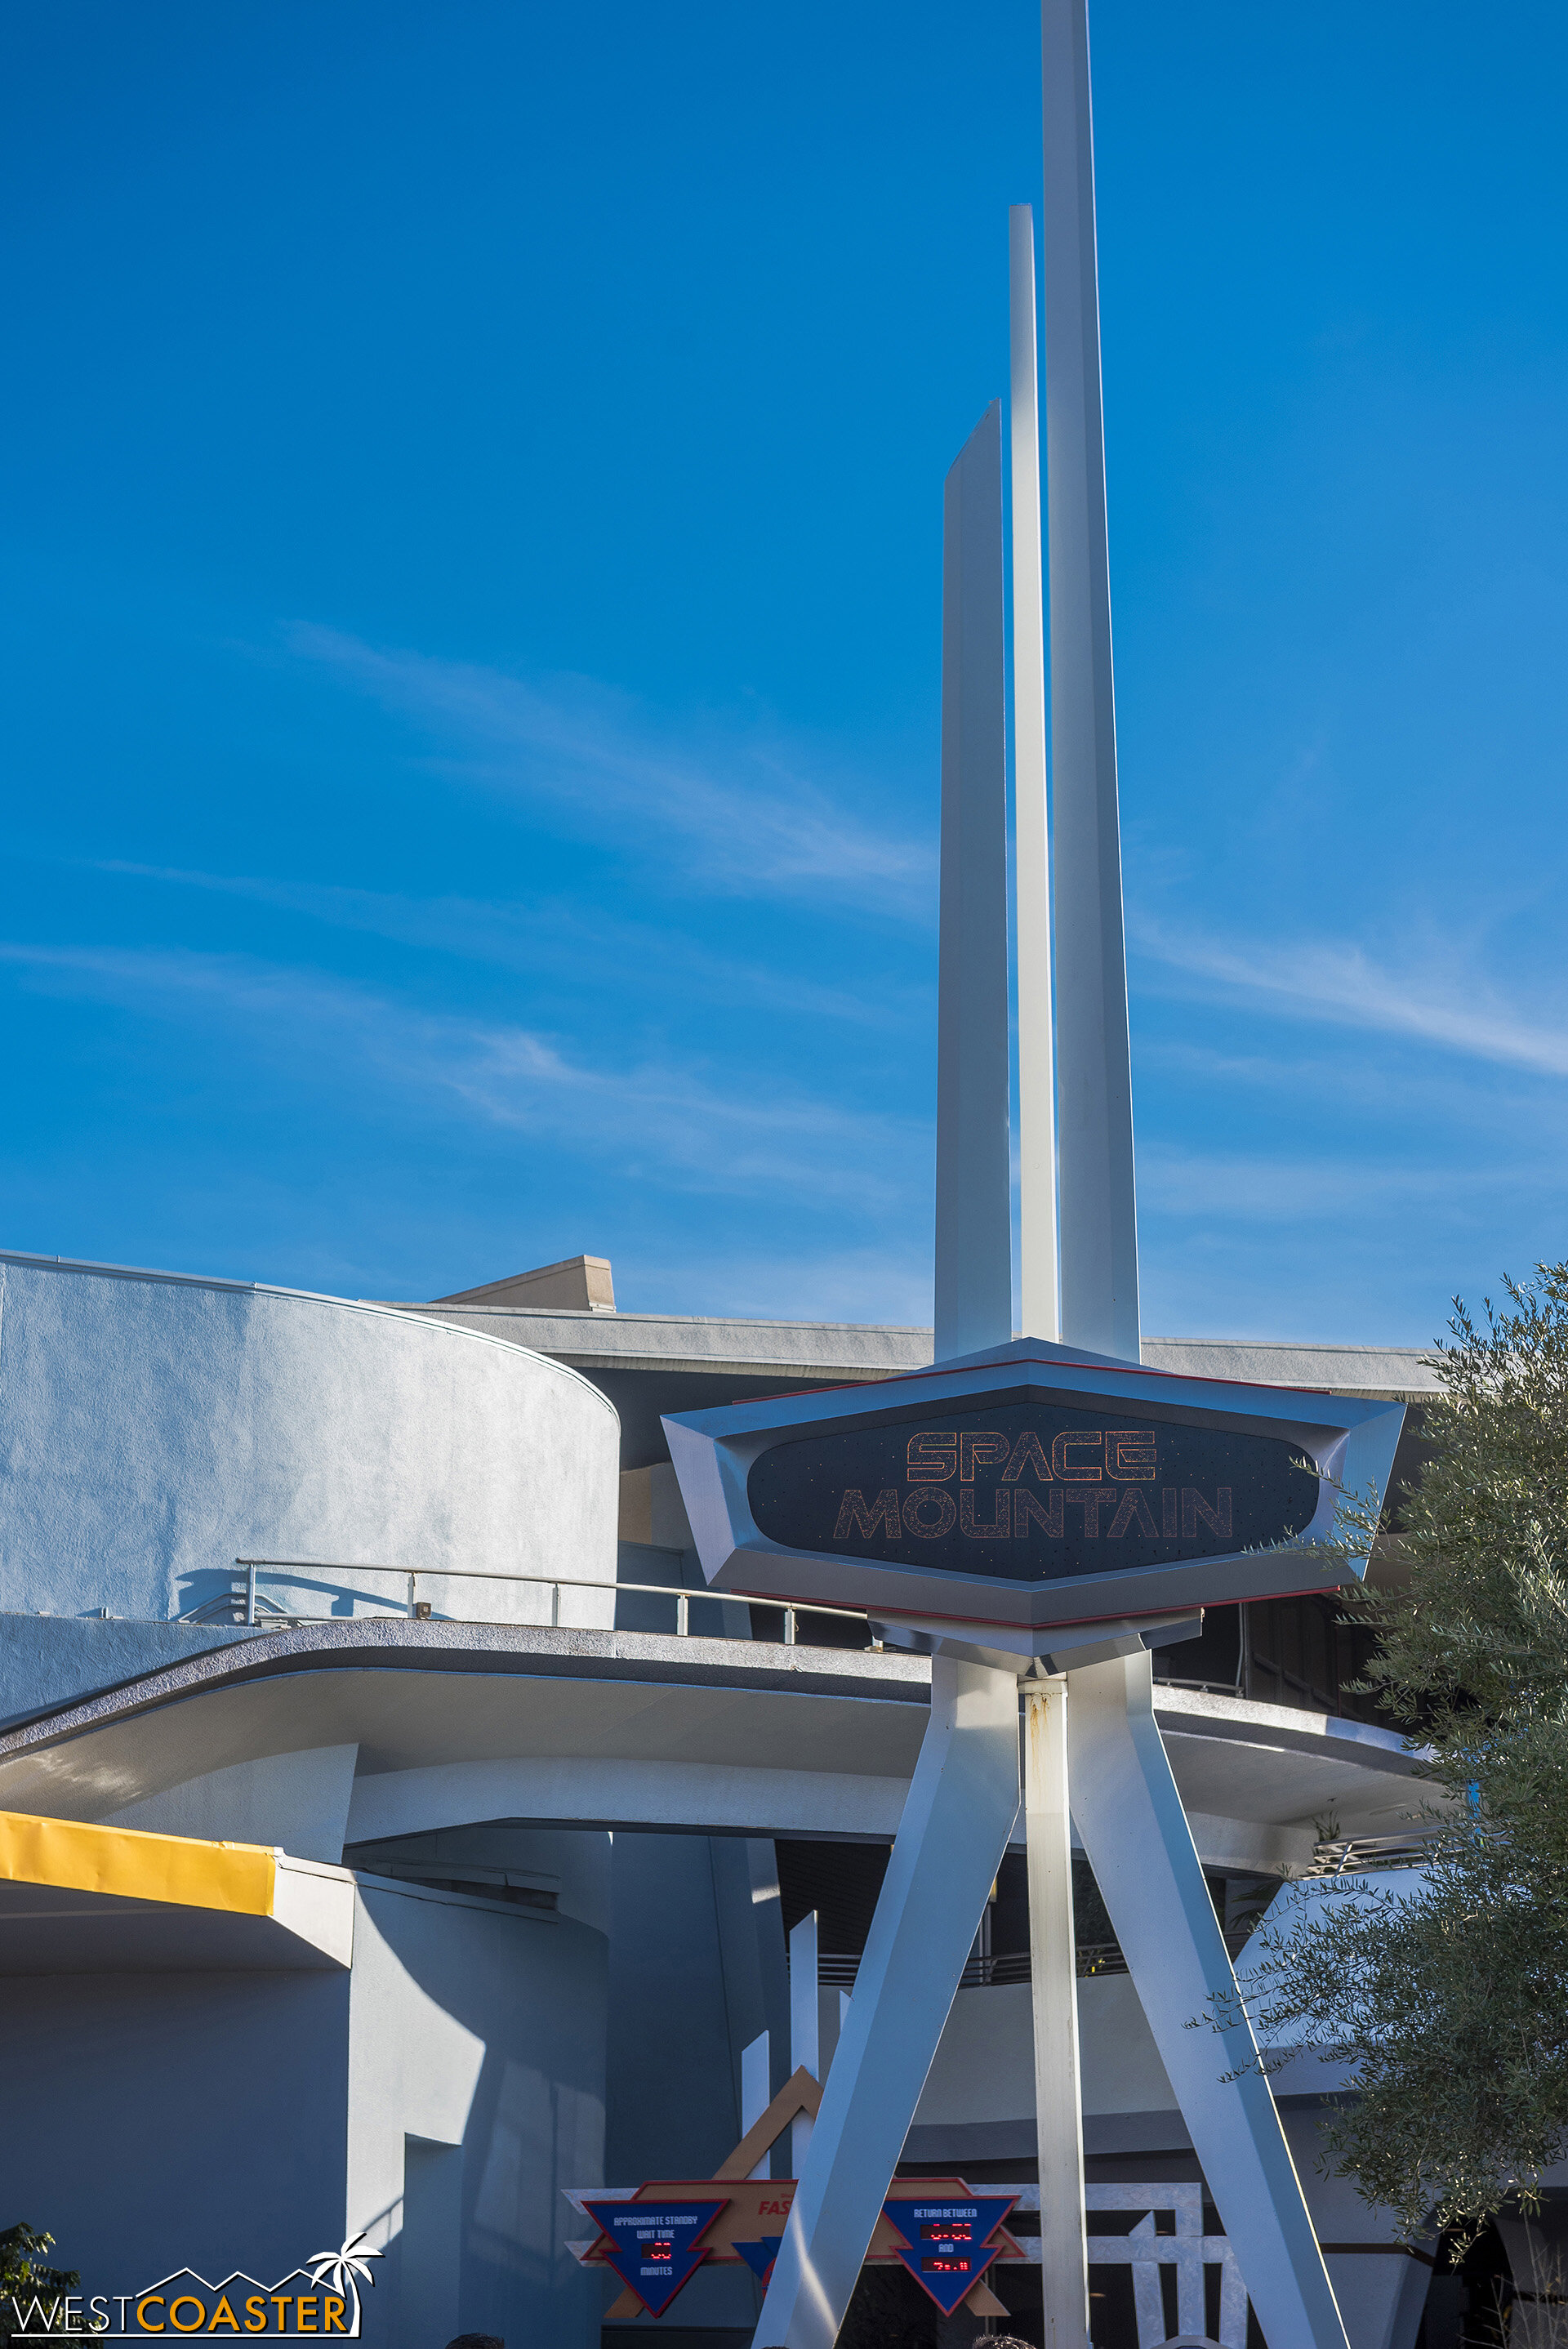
<box><xmin>1067</xmin><ymin>1650</ymin><xmax>1351</xmax><ymax>2349</ymax></box>
<box><xmin>345</xmin><ymin>1756</ymin><xmax>916</xmax><ymax>1846</ymax></box>
<box><xmin>742</xmin><ymin>2030</ymin><xmax>772</xmax><ymax>2179</ymax></box>
<box><xmin>755</xmin><ymin>1655</ymin><xmax>1022</xmax><ymax>2349</ymax></box>
<box><xmin>1009</xmin><ymin>205</ymin><xmax>1060</xmax><ymax>1344</ymax></box>
<box><xmin>1024</xmin><ymin>1678</ymin><xmax>1089</xmax><ymax>2349</ymax></box>
<box><xmin>934</xmin><ymin>403</ymin><xmax>1013</xmax><ymax>1362</ymax></box>
<box><xmin>1041</xmin><ymin>0</ymin><xmax>1140</xmax><ymax>1360</ymax></box>
<box><xmin>789</xmin><ymin>1910</ymin><xmax>819</xmax><ymax>2173</ymax></box>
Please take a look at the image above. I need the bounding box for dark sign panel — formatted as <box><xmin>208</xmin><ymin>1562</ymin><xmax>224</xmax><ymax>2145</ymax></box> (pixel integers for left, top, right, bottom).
<box><xmin>880</xmin><ymin>2195</ymin><xmax>1017</xmax><ymax>2316</ymax></box>
<box><xmin>732</xmin><ymin>2237</ymin><xmax>783</xmax><ymax>2284</ymax></box>
<box><xmin>747</xmin><ymin>1401</ymin><xmax>1318</xmax><ymax>1585</ymax></box>
<box><xmin>581</xmin><ymin>2200</ymin><xmax>727</xmax><ymax>2317</ymax></box>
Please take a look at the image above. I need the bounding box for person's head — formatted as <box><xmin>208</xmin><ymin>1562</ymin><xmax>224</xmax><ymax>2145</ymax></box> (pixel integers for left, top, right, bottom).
<box><xmin>443</xmin><ymin>2335</ymin><xmax>502</xmax><ymax>2349</ymax></box>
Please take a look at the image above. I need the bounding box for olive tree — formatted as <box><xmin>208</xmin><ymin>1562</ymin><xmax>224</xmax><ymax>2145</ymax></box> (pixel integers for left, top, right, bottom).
<box><xmin>1218</xmin><ymin>1266</ymin><xmax>1568</xmax><ymax>2241</ymax></box>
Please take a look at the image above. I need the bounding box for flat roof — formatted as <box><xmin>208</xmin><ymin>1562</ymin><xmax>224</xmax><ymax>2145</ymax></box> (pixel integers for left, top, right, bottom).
<box><xmin>379</xmin><ymin>1302</ymin><xmax>1440</xmax><ymax>1400</ymax></box>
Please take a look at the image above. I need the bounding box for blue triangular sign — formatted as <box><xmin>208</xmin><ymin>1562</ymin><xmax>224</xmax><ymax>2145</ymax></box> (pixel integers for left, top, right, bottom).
<box><xmin>733</xmin><ymin>2236</ymin><xmax>783</xmax><ymax>2284</ymax></box>
<box><xmin>880</xmin><ymin>2194</ymin><xmax>1016</xmax><ymax>2317</ymax></box>
<box><xmin>582</xmin><ymin>2198</ymin><xmax>728</xmax><ymax>2317</ymax></box>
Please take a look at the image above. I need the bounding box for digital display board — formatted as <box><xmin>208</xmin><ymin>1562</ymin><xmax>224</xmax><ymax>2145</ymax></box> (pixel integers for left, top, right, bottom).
<box><xmin>880</xmin><ymin>2196</ymin><xmax>1017</xmax><ymax>2316</ymax></box>
<box><xmin>746</xmin><ymin>1399</ymin><xmax>1318</xmax><ymax>1585</ymax></box>
<box><xmin>581</xmin><ymin>2200</ymin><xmax>727</xmax><ymax>2318</ymax></box>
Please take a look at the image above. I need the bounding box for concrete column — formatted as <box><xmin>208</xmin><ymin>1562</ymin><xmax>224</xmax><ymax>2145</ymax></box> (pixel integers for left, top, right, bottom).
<box><xmin>790</xmin><ymin>1910</ymin><xmax>819</xmax><ymax>2173</ymax></box>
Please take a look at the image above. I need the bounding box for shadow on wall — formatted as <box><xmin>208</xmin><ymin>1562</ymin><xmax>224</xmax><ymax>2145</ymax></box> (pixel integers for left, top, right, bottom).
<box><xmin>347</xmin><ymin>1879</ymin><xmax>608</xmax><ymax>2349</ymax></box>
<box><xmin>0</xmin><ymin>1253</ymin><xmax>617</xmax><ymax>1627</ymax></box>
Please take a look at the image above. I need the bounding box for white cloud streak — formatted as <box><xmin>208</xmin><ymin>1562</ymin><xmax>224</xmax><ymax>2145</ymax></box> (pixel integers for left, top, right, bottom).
<box><xmin>96</xmin><ymin>860</ymin><xmax>920</xmax><ymax>1030</ymax></box>
<box><xmin>621</xmin><ymin>1243</ymin><xmax>934</xmax><ymax>1327</ymax></box>
<box><xmin>0</xmin><ymin>942</ymin><xmax>924</xmax><ymax>1209</ymax></box>
<box><xmin>288</xmin><ymin>625</ymin><xmax>936</xmax><ymax>916</ymax></box>
<box><xmin>1137</xmin><ymin>923</ymin><xmax>1568</xmax><ymax>1079</ymax></box>
<box><xmin>1138</xmin><ymin>1148</ymin><xmax>1528</xmax><ymax>1225</ymax></box>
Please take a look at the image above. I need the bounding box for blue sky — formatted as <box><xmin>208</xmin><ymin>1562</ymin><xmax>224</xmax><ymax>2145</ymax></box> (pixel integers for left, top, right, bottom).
<box><xmin>4</xmin><ymin>1</ymin><xmax>1566</xmax><ymax>1343</ymax></box>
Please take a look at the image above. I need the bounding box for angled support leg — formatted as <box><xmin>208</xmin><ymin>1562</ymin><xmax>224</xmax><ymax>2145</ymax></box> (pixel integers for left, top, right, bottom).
<box><xmin>754</xmin><ymin>1654</ymin><xmax>1021</xmax><ymax>2349</ymax></box>
<box><xmin>1067</xmin><ymin>1650</ymin><xmax>1350</xmax><ymax>2349</ymax></box>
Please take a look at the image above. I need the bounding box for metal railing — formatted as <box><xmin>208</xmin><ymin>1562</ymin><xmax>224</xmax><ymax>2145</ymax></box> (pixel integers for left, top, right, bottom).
<box><xmin>822</xmin><ymin>1945</ymin><xmax>1105</xmax><ymax>1988</ymax></box>
<box><xmin>177</xmin><ymin>1558</ymin><xmax>874</xmax><ymax>1650</ymax></box>
<box><xmin>1306</xmin><ymin>1826</ymin><xmax>1444</xmax><ymax>1875</ymax></box>
<box><xmin>817</xmin><ymin>1910</ymin><xmax>1270</xmax><ymax>1992</ymax></box>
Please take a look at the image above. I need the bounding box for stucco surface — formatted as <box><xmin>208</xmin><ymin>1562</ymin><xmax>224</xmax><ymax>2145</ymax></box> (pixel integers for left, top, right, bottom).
<box><xmin>0</xmin><ymin>1252</ymin><xmax>618</xmax><ymax>1626</ymax></box>
<box><xmin>0</xmin><ymin>1878</ymin><xmax>608</xmax><ymax>2349</ymax></box>
<box><xmin>0</xmin><ymin>1613</ymin><xmax>253</xmax><ymax>1727</ymax></box>
<box><xmin>913</xmin><ymin>1976</ymin><xmax>1178</xmax><ymax>2133</ymax></box>
<box><xmin>349</xmin><ymin>1877</ymin><xmax>607</xmax><ymax>2349</ymax></box>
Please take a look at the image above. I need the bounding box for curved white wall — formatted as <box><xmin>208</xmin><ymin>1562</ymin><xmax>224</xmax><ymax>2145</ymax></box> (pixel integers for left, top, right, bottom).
<box><xmin>0</xmin><ymin>1252</ymin><xmax>619</xmax><ymax>1628</ymax></box>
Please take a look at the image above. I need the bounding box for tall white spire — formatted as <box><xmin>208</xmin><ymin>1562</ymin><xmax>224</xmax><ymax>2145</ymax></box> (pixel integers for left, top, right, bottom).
<box><xmin>1041</xmin><ymin>0</ymin><xmax>1141</xmax><ymax>1361</ymax></box>
<box><xmin>933</xmin><ymin>403</ymin><xmax>1012</xmax><ymax>1362</ymax></box>
<box><xmin>1009</xmin><ymin>203</ymin><xmax>1061</xmax><ymax>1344</ymax></box>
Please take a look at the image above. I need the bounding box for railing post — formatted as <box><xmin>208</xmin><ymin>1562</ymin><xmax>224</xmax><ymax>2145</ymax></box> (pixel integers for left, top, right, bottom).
<box><xmin>408</xmin><ymin>1571</ymin><xmax>416</xmax><ymax>1617</ymax></box>
<box><xmin>784</xmin><ymin>1607</ymin><xmax>796</xmax><ymax>1646</ymax></box>
<box><xmin>551</xmin><ymin>1581</ymin><xmax>560</xmax><ymax>1628</ymax></box>
<box><xmin>245</xmin><ymin>1561</ymin><xmax>256</xmax><ymax>1628</ymax></box>
<box><xmin>676</xmin><ymin>1592</ymin><xmax>688</xmax><ymax>1637</ymax></box>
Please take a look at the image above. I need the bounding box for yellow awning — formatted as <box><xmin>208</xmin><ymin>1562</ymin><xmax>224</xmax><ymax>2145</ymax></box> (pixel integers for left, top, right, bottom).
<box><xmin>0</xmin><ymin>1807</ymin><xmax>276</xmax><ymax>1916</ymax></box>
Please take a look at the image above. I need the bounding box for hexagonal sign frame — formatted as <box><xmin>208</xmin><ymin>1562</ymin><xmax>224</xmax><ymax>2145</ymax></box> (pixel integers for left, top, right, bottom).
<box><xmin>663</xmin><ymin>1337</ymin><xmax>1405</xmax><ymax>1639</ymax></box>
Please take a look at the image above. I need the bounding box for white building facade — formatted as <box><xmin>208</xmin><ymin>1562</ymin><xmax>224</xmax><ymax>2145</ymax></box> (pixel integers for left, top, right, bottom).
<box><xmin>0</xmin><ymin>1243</ymin><xmax>1511</xmax><ymax>2349</ymax></box>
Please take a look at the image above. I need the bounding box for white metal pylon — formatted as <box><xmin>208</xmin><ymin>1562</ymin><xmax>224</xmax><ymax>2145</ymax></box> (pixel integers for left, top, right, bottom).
<box><xmin>751</xmin><ymin>1656</ymin><xmax>1022</xmax><ymax>2349</ymax></box>
<box><xmin>1040</xmin><ymin>0</ymin><xmax>1140</xmax><ymax>1362</ymax></box>
<box><xmin>1023</xmin><ymin>1678</ymin><xmax>1089</xmax><ymax>2349</ymax></box>
<box><xmin>1009</xmin><ymin>203</ymin><xmax>1061</xmax><ymax>1348</ymax></box>
<box><xmin>933</xmin><ymin>403</ymin><xmax>1013</xmax><ymax>1362</ymax></box>
<box><xmin>1029</xmin><ymin>14</ymin><xmax>1349</xmax><ymax>2348</ymax></box>
<box><xmin>1068</xmin><ymin>1652</ymin><xmax>1352</xmax><ymax>2349</ymax></box>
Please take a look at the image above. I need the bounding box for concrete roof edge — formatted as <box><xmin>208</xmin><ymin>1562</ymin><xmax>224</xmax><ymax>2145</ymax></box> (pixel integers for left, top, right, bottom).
<box><xmin>1152</xmin><ymin>1683</ymin><xmax>1419</xmax><ymax>1762</ymax></box>
<box><xmin>372</xmin><ymin>1302</ymin><xmax>933</xmax><ymax>1339</ymax></box>
<box><xmin>0</xmin><ymin>1250</ymin><xmax>617</xmax><ymax>1415</ymax></box>
<box><xmin>384</xmin><ymin>1301</ymin><xmax>1437</xmax><ymax>1369</ymax></box>
<box><xmin>402</xmin><ymin>1309</ymin><xmax>1438</xmax><ymax>1398</ymax></box>
<box><xmin>0</xmin><ymin>1618</ymin><xmax>934</xmax><ymax>1755</ymax></box>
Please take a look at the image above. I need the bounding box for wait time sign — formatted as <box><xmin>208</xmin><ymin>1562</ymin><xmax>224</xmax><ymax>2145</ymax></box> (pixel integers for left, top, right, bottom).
<box><xmin>662</xmin><ymin>1340</ymin><xmax>1407</xmax><ymax>1636</ymax></box>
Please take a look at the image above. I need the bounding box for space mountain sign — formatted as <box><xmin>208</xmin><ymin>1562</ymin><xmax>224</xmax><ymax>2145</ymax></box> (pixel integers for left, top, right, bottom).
<box><xmin>663</xmin><ymin>1338</ymin><xmax>1406</xmax><ymax>1638</ymax></box>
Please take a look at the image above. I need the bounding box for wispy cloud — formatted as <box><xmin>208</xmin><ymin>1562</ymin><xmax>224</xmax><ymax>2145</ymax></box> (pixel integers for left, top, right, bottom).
<box><xmin>287</xmin><ymin>625</ymin><xmax>936</xmax><ymax>916</ymax></box>
<box><xmin>621</xmin><ymin>1243</ymin><xmax>933</xmax><ymax>1327</ymax></box>
<box><xmin>95</xmin><ymin>859</ymin><xmax>920</xmax><ymax>1030</ymax></box>
<box><xmin>1136</xmin><ymin>922</ymin><xmax>1568</xmax><ymax>1078</ymax></box>
<box><xmin>0</xmin><ymin>940</ymin><xmax>924</xmax><ymax>1208</ymax></box>
<box><xmin>1138</xmin><ymin>1036</ymin><xmax>1568</xmax><ymax>1146</ymax></box>
<box><xmin>1138</xmin><ymin>1146</ymin><xmax>1533</xmax><ymax>1225</ymax></box>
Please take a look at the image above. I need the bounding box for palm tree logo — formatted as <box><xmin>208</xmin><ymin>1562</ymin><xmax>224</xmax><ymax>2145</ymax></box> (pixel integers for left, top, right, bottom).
<box><xmin>305</xmin><ymin>2236</ymin><xmax>382</xmax><ymax>2334</ymax></box>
